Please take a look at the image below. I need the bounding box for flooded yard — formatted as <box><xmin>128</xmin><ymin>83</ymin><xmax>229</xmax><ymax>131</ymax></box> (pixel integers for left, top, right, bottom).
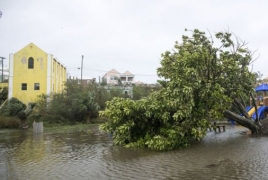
<box><xmin>0</xmin><ymin>124</ymin><xmax>268</xmax><ymax>180</ymax></box>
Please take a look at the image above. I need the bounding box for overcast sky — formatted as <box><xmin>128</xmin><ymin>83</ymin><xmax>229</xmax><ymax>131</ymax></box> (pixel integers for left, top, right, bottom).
<box><xmin>1</xmin><ymin>0</ymin><xmax>268</xmax><ymax>83</ymax></box>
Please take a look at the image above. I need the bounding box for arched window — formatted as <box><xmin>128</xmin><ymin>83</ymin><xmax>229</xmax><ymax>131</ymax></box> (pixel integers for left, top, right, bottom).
<box><xmin>28</xmin><ymin>57</ymin><xmax>34</xmax><ymax>69</ymax></box>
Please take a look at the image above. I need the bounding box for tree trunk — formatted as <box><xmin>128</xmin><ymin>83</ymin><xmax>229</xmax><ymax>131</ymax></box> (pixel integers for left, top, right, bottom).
<box><xmin>223</xmin><ymin>110</ymin><xmax>259</xmax><ymax>133</ymax></box>
<box><xmin>223</xmin><ymin>97</ymin><xmax>268</xmax><ymax>134</ymax></box>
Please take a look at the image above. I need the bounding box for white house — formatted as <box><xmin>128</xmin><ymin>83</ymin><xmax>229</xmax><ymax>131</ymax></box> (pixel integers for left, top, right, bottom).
<box><xmin>102</xmin><ymin>69</ymin><xmax>135</xmax><ymax>85</ymax></box>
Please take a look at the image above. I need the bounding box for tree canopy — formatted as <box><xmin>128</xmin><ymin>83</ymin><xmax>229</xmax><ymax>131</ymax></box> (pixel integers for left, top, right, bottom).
<box><xmin>100</xmin><ymin>29</ymin><xmax>256</xmax><ymax>151</ymax></box>
<box><xmin>33</xmin><ymin>79</ymin><xmax>135</xmax><ymax>125</ymax></box>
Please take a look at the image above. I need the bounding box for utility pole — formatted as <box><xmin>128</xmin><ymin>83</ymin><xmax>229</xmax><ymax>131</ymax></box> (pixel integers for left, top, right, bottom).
<box><xmin>81</xmin><ymin>55</ymin><xmax>83</xmax><ymax>85</ymax></box>
<box><xmin>0</xmin><ymin>57</ymin><xmax>5</xmax><ymax>83</ymax></box>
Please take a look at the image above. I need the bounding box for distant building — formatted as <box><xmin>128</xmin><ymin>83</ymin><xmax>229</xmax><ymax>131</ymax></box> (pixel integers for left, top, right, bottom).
<box><xmin>102</xmin><ymin>69</ymin><xmax>135</xmax><ymax>85</ymax></box>
<box><xmin>8</xmin><ymin>43</ymin><xmax>67</xmax><ymax>104</ymax></box>
<box><xmin>67</xmin><ymin>76</ymin><xmax>96</xmax><ymax>86</ymax></box>
<box><xmin>102</xmin><ymin>69</ymin><xmax>135</xmax><ymax>98</ymax></box>
<box><xmin>80</xmin><ymin>78</ymin><xmax>96</xmax><ymax>86</ymax></box>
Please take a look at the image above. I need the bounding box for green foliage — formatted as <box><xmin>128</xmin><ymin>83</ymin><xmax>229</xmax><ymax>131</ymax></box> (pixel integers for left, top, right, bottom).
<box><xmin>132</xmin><ymin>84</ymin><xmax>162</xmax><ymax>100</ymax></box>
<box><xmin>157</xmin><ymin>29</ymin><xmax>255</xmax><ymax>120</ymax></box>
<box><xmin>0</xmin><ymin>98</ymin><xmax>35</xmax><ymax>127</ymax></box>
<box><xmin>100</xmin><ymin>29</ymin><xmax>256</xmax><ymax>151</ymax></box>
<box><xmin>34</xmin><ymin>78</ymin><xmax>143</xmax><ymax>125</ymax></box>
<box><xmin>0</xmin><ymin>116</ymin><xmax>20</xmax><ymax>128</ymax></box>
<box><xmin>34</xmin><ymin>80</ymin><xmax>127</xmax><ymax>125</ymax></box>
<box><xmin>61</xmin><ymin>124</ymin><xmax>92</xmax><ymax>134</ymax></box>
<box><xmin>109</xmin><ymin>88</ymin><xmax>126</xmax><ymax>99</ymax></box>
<box><xmin>94</xmin><ymin>86</ymin><xmax>111</xmax><ymax>110</ymax></box>
<box><xmin>72</xmin><ymin>91</ymin><xmax>100</xmax><ymax>123</ymax></box>
<box><xmin>100</xmin><ymin>96</ymin><xmax>210</xmax><ymax>151</ymax></box>
<box><xmin>1</xmin><ymin>80</ymin><xmax>156</xmax><ymax>128</ymax></box>
<box><xmin>0</xmin><ymin>86</ymin><xmax>8</xmax><ymax>104</ymax></box>
<box><xmin>1</xmin><ymin>98</ymin><xmax>26</xmax><ymax>117</ymax></box>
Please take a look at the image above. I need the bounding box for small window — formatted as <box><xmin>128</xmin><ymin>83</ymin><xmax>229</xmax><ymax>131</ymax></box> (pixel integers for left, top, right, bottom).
<box><xmin>110</xmin><ymin>76</ymin><xmax>118</xmax><ymax>80</ymax></box>
<box><xmin>21</xmin><ymin>83</ymin><xmax>27</xmax><ymax>90</ymax></box>
<box><xmin>28</xmin><ymin>57</ymin><xmax>34</xmax><ymax>69</ymax></box>
<box><xmin>34</xmin><ymin>83</ymin><xmax>40</xmax><ymax>90</ymax></box>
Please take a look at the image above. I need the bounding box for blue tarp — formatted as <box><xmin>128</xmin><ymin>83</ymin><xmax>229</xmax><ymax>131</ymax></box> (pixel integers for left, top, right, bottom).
<box><xmin>255</xmin><ymin>84</ymin><xmax>268</xmax><ymax>92</ymax></box>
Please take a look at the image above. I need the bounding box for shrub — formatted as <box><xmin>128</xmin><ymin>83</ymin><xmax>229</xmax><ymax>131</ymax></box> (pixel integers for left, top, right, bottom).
<box><xmin>0</xmin><ymin>116</ymin><xmax>20</xmax><ymax>128</ymax></box>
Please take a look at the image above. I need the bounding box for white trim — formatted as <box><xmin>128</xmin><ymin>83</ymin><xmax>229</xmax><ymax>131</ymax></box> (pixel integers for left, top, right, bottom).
<box><xmin>46</xmin><ymin>54</ymin><xmax>51</xmax><ymax>95</ymax></box>
<box><xmin>8</xmin><ymin>54</ymin><xmax>14</xmax><ymax>99</ymax></box>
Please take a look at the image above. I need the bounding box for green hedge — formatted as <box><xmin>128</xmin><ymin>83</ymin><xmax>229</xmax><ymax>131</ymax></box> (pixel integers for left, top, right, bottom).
<box><xmin>0</xmin><ymin>116</ymin><xmax>20</xmax><ymax>128</ymax></box>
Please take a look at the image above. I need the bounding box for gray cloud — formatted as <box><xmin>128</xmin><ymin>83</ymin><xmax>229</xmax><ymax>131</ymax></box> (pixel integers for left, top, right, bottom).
<box><xmin>1</xmin><ymin>0</ymin><xmax>268</xmax><ymax>83</ymax></box>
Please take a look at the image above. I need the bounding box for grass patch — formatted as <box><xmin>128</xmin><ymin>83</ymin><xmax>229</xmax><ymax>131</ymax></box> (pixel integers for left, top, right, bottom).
<box><xmin>43</xmin><ymin>123</ymin><xmax>97</xmax><ymax>134</ymax></box>
<box><xmin>0</xmin><ymin>116</ymin><xmax>100</xmax><ymax>135</ymax></box>
<box><xmin>0</xmin><ymin>113</ymin><xmax>107</xmax><ymax>130</ymax></box>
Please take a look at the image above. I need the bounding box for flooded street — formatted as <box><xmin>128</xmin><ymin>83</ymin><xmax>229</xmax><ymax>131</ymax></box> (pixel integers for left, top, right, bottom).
<box><xmin>0</xmin><ymin>125</ymin><xmax>268</xmax><ymax>180</ymax></box>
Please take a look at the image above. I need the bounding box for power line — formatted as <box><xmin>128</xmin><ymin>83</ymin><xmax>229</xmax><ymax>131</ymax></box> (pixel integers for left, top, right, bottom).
<box><xmin>83</xmin><ymin>67</ymin><xmax>108</xmax><ymax>72</ymax></box>
<box><xmin>82</xmin><ymin>67</ymin><xmax>157</xmax><ymax>76</ymax></box>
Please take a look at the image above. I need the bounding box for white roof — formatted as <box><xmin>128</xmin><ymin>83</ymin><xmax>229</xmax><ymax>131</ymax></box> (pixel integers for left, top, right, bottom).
<box><xmin>122</xmin><ymin>71</ymin><xmax>134</xmax><ymax>76</ymax></box>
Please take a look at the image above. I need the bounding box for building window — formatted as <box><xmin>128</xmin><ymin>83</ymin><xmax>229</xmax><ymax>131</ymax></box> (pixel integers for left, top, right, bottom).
<box><xmin>34</xmin><ymin>83</ymin><xmax>40</xmax><ymax>90</ymax></box>
<box><xmin>28</xmin><ymin>57</ymin><xmax>34</xmax><ymax>69</ymax></box>
<box><xmin>110</xmin><ymin>76</ymin><xmax>118</xmax><ymax>80</ymax></box>
<box><xmin>21</xmin><ymin>83</ymin><xmax>27</xmax><ymax>90</ymax></box>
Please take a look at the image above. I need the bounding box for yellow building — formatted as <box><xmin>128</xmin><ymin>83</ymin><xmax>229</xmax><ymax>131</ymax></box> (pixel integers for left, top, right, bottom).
<box><xmin>8</xmin><ymin>43</ymin><xmax>67</xmax><ymax>104</ymax></box>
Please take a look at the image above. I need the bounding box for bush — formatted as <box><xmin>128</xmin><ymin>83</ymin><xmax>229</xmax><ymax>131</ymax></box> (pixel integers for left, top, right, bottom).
<box><xmin>0</xmin><ymin>98</ymin><xmax>26</xmax><ymax>117</ymax></box>
<box><xmin>0</xmin><ymin>116</ymin><xmax>20</xmax><ymax>128</ymax></box>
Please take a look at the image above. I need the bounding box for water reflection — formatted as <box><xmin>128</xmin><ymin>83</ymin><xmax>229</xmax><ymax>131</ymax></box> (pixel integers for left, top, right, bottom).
<box><xmin>0</xmin><ymin>125</ymin><xmax>268</xmax><ymax>180</ymax></box>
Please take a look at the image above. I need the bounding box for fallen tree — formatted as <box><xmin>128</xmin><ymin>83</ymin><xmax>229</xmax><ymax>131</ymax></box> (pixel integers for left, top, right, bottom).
<box><xmin>100</xmin><ymin>29</ymin><xmax>259</xmax><ymax>151</ymax></box>
<box><xmin>223</xmin><ymin>95</ymin><xmax>268</xmax><ymax>134</ymax></box>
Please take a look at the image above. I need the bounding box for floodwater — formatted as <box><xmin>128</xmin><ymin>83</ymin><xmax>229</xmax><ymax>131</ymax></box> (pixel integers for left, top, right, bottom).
<box><xmin>0</xmin><ymin>125</ymin><xmax>268</xmax><ymax>180</ymax></box>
